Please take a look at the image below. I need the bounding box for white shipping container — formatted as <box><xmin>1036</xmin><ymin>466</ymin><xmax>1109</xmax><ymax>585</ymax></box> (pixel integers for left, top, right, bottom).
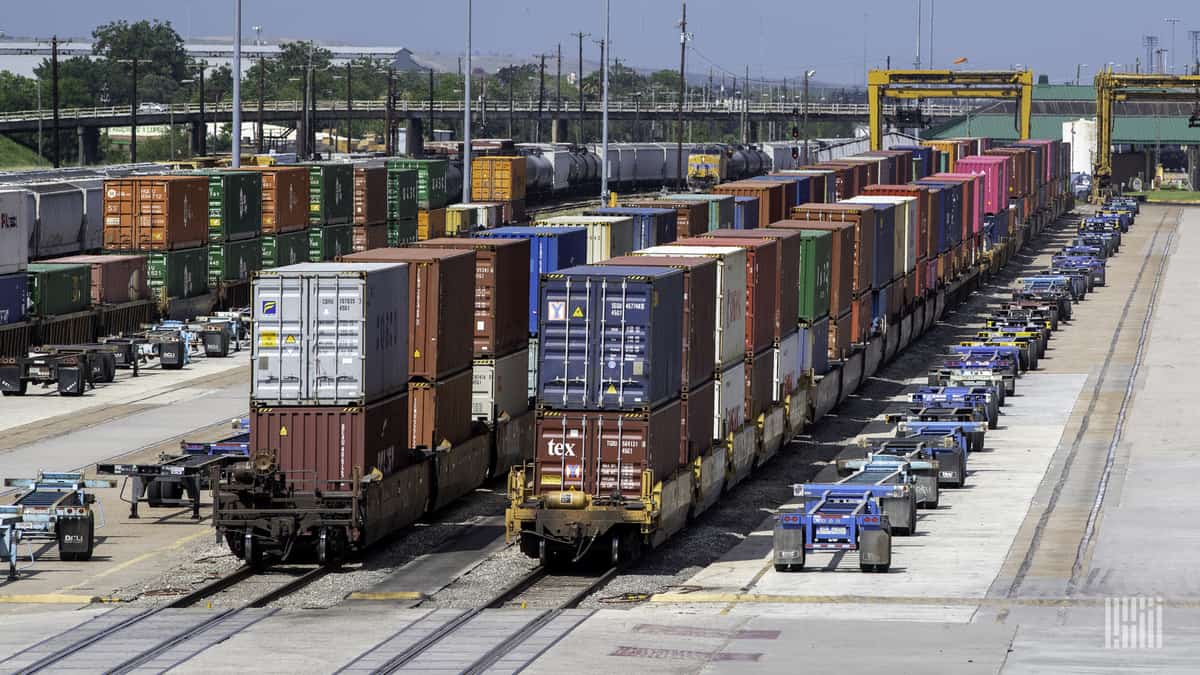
<box><xmin>0</xmin><ymin>190</ymin><xmax>32</xmax><ymax>275</ymax></box>
<box><xmin>714</xmin><ymin>360</ymin><xmax>747</xmax><ymax>440</ymax></box>
<box><xmin>534</xmin><ymin>215</ymin><xmax>636</xmax><ymax>263</ymax></box>
<box><xmin>635</xmin><ymin>244</ymin><xmax>747</xmax><ymax>369</ymax></box>
<box><xmin>69</xmin><ymin>179</ymin><xmax>105</xmax><ymax>253</ymax></box>
<box><xmin>796</xmin><ymin>323</ymin><xmax>813</xmax><ymax>375</ymax></box>
<box><xmin>844</xmin><ymin>195</ymin><xmax>919</xmax><ymax>275</ymax></box>
<box><xmin>773</xmin><ymin>330</ymin><xmax>800</xmax><ymax>400</ymax></box>
<box><xmin>21</xmin><ymin>183</ymin><xmax>89</xmax><ymax>259</ymax></box>
<box><xmin>472</xmin><ymin>347</ymin><xmax>531</xmax><ymax>427</ymax></box>
<box><xmin>252</xmin><ymin>262</ymin><xmax>410</xmax><ymax>406</ymax></box>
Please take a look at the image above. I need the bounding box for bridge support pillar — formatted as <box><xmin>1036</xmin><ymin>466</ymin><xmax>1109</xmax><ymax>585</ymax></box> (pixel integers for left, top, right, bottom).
<box><xmin>405</xmin><ymin>118</ymin><xmax>425</xmax><ymax>156</ymax></box>
<box><xmin>748</xmin><ymin>120</ymin><xmax>759</xmax><ymax>144</ymax></box>
<box><xmin>76</xmin><ymin>126</ymin><xmax>99</xmax><ymax>166</ymax></box>
<box><xmin>189</xmin><ymin>121</ymin><xmax>205</xmax><ymax>157</ymax></box>
<box><xmin>295</xmin><ymin>118</ymin><xmax>306</xmax><ymax>159</ymax></box>
<box><xmin>550</xmin><ymin>118</ymin><xmax>568</xmax><ymax>144</ymax></box>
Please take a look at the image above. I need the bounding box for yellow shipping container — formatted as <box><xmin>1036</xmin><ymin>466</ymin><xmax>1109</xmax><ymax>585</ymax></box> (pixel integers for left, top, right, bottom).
<box><xmin>417</xmin><ymin>208</ymin><xmax>447</xmax><ymax>240</ymax></box>
<box><xmin>445</xmin><ymin>204</ymin><xmax>478</xmax><ymax>235</ymax></box>
<box><xmin>533</xmin><ymin>215</ymin><xmax>636</xmax><ymax>262</ymax></box>
<box><xmin>471</xmin><ymin>156</ymin><xmax>527</xmax><ymax>202</ymax></box>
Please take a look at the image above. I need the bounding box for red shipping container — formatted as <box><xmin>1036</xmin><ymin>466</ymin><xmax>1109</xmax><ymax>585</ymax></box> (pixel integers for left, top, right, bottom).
<box><xmin>250</xmin><ymin>391</ymin><xmax>411</xmax><ymax>486</ymax></box>
<box><xmin>408</xmin><ymin>368</ymin><xmax>473</xmax><ymax>449</ymax></box>
<box><xmin>340</xmin><ymin>247</ymin><xmax>475</xmax><ymax>380</ymax></box>
<box><xmin>702</xmin><ymin>228</ymin><xmax>802</xmax><ymax>339</ymax></box>
<box><xmin>712</xmin><ymin>181</ymin><xmax>786</xmax><ymax>226</ymax></box>
<box><xmin>850</xmin><ymin>293</ymin><xmax>872</xmax><ymax>344</ymax></box>
<box><xmin>790</xmin><ymin>204</ymin><xmax>876</xmax><ymax>296</ymax></box>
<box><xmin>681</xmin><ymin>379</ymin><xmax>715</xmax><ymax>464</ymax></box>
<box><xmin>829</xmin><ymin>309</ymin><xmax>852</xmax><ymax>359</ymax></box>
<box><xmin>410</xmin><ymin>237</ymin><xmax>531</xmax><ymax>358</ymax></box>
<box><xmin>745</xmin><ymin>347</ymin><xmax>775</xmax><ymax>418</ymax></box>
<box><xmin>626</xmin><ymin>200</ymin><xmax>709</xmax><ymax>237</ymax></box>
<box><xmin>351</xmin><ymin>223</ymin><xmax>388</xmax><ymax>253</ymax></box>
<box><xmin>766</xmin><ymin>220</ymin><xmax>854</xmax><ymax>317</ymax></box>
<box><xmin>598</xmin><ymin>255</ymin><xmax>717</xmax><ymax>390</ymax></box>
<box><xmin>41</xmin><ymin>254</ymin><xmax>149</xmax><ymax>305</ymax></box>
<box><xmin>353</xmin><ymin>166</ymin><xmax>388</xmax><ymax>226</ymax></box>
<box><xmin>673</xmin><ymin>237</ymin><xmax>777</xmax><ymax>354</ymax></box>
<box><xmin>534</xmin><ymin>401</ymin><xmax>684</xmax><ymax>499</ymax></box>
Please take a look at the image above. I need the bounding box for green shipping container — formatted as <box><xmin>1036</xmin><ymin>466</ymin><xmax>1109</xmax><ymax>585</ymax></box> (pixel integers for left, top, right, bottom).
<box><xmin>307</xmin><ymin>163</ymin><xmax>354</xmax><ymax>225</ymax></box>
<box><xmin>262</xmin><ymin>230</ymin><xmax>310</xmax><ymax>268</ymax></box>
<box><xmin>386</xmin><ymin>167</ymin><xmax>419</xmax><ymax>222</ymax></box>
<box><xmin>386</xmin><ymin>158</ymin><xmax>447</xmax><ymax>210</ymax></box>
<box><xmin>308</xmin><ymin>223</ymin><xmax>354</xmax><ymax>262</ymax></box>
<box><xmin>206</xmin><ymin>170</ymin><xmax>262</xmax><ymax>241</ymax></box>
<box><xmin>386</xmin><ymin>218</ymin><xmax>418</xmax><ymax>246</ymax></box>
<box><xmin>146</xmin><ymin>247</ymin><xmax>209</xmax><ymax>299</ymax></box>
<box><xmin>209</xmin><ymin>238</ymin><xmax>263</xmax><ymax>283</ymax></box>
<box><xmin>797</xmin><ymin>230</ymin><xmax>833</xmax><ymax>321</ymax></box>
<box><xmin>27</xmin><ymin>263</ymin><xmax>91</xmax><ymax>316</ymax></box>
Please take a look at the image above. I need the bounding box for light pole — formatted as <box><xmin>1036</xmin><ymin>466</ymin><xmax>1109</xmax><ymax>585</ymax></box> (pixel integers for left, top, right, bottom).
<box><xmin>117</xmin><ymin>58</ymin><xmax>142</xmax><ymax>162</ymax></box>
<box><xmin>463</xmin><ymin>0</ymin><xmax>473</xmax><ymax>204</ymax></box>
<box><xmin>232</xmin><ymin>0</ymin><xmax>242</xmax><ymax>167</ymax></box>
<box><xmin>35</xmin><ymin>78</ymin><xmax>42</xmax><ymax>160</ymax></box>
<box><xmin>600</xmin><ymin>0</ymin><xmax>610</xmax><ymax>204</ymax></box>
<box><xmin>173</xmin><ymin>79</ymin><xmax>194</xmax><ymax>159</ymax></box>
<box><xmin>803</xmin><ymin>70</ymin><xmax>814</xmax><ymax>165</ymax></box>
<box><xmin>1165</xmin><ymin>18</ymin><xmax>1181</xmax><ymax>73</ymax></box>
<box><xmin>1075</xmin><ymin>63</ymin><xmax>1087</xmax><ymax>85</ymax></box>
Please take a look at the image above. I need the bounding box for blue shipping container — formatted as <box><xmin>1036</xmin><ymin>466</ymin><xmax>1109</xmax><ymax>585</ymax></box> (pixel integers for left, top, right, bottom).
<box><xmin>857</xmin><ymin>203</ymin><xmax>895</xmax><ymax>288</ymax></box>
<box><xmin>807</xmin><ymin>314</ymin><xmax>830</xmax><ymax>376</ymax></box>
<box><xmin>0</xmin><ymin>271</ymin><xmax>27</xmax><ymax>326</ymax></box>
<box><xmin>871</xmin><ymin>285</ymin><xmax>889</xmax><ymax>328</ymax></box>
<box><xmin>733</xmin><ymin>196</ymin><xmax>759</xmax><ymax>230</ymax></box>
<box><xmin>538</xmin><ymin>265</ymin><xmax>684</xmax><ymax>410</ymax></box>
<box><xmin>916</xmin><ymin>180</ymin><xmax>963</xmax><ymax>250</ymax></box>
<box><xmin>891</xmin><ymin>145</ymin><xmax>934</xmax><ymax>180</ymax></box>
<box><xmin>917</xmin><ymin>183</ymin><xmax>950</xmax><ymax>254</ymax></box>
<box><xmin>586</xmin><ymin>207</ymin><xmax>678</xmax><ymax>250</ymax></box>
<box><xmin>475</xmin><ymin>226</ymin><xmax>588</xmax><ymax>335</ymax></box>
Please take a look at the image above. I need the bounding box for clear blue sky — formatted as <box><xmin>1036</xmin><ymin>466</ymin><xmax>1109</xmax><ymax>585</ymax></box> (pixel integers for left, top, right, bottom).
<box><xmin>4</xmin><ymin>1</ymin><xmax>1199</xmax><ymax>84</ymax></box>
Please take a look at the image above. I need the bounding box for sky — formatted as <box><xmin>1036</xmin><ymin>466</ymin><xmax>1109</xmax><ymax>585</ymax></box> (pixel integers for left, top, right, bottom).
<box><xmin>3</xmin><ymin>1</ymin><xmax>1199</xmax><ymax>85</ymax></box>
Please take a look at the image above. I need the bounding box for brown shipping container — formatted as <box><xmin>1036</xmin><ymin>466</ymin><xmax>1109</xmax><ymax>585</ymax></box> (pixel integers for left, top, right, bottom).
<box><xmin>745</xmin><ymin>348</ymin><xmax>775</xmax><ymax>417</ymax></box>
<box><xmin>751</xmin><ymin>177</ymin><xmax>800</xmax><ymax>217</ymax></box>
<box><xmin>625</xmin><ymin>200</ymin><xmax>708</xmax><ymax>237</ymax></box>
<box><xmin>251</xmin><ymin>167</ymin><xmax>310</xmax><ymax>233</ymax></box>
<box><xmin>703</xmin><ymin>228</ymin><xmax>802</xmax><ymax>337</ymax></box>
<box><xmin>410</xmin><ymin>237</ymin><xmax>531</xmax><ymax>358</ymax></box>
<box><xmin>534</xmin><ymin>401</ymin><xmax>683</xmax><ymax>499</ymax></box>
<box><xmin>790</xmin><ymin>204</ymin><xmax>875</xmax><ymax>295</ymax></box>
<box><xmin>351</xmin><ymin>223</ymin><xmax>389</xmax><ymax>253</ymax></box>
<box><xmin>803</xmin><ymin>164</ymin><xmax>855</xmax><ymax>200</ymax></box>
<box><xmin>41</xmin><ymin>254</ymin><xmax>149</xmax><ymax>305</ymax></box>
<box><xmin>862</xmin><ymin>185</ymin><xmax>934</xmax><ymax>261</ymax></box>
<box><xmin>712</xmin><ymin>180</ymin><xmax>785</xmax><ymax>225</ymax></box>
<box><xmin>250</xmin><ymin>391</ymin><xmax>411</xmax><ymax>486</ymax></box>
<box><xmin>353</xmin><ymin>166</ymin><xmax>388</xmax><ymax>225</ymax></box>
<box><xmin>408</xmin><ymin>368</ymin><xmax>473</xmax><ymax>449</ymax></box>
<box><xmin>767</xmin><ymin>220</ymin><xmax>854</xmax><ymax>316</ymax></box>
<box><xmin>340</xmin><ymin>247</ymin><xmax>475</xmax><ymax>380</ymax></box>
<box><xmin>850</xmin><ymin>292</ymin><xmax>871</xmax><ymax>343</ymax></box>
<box><xmin>673</xmin><ymin>237</ymin><xmax>776</xmax><ymax>354</ymax></box>
<box><xmin>598</xmin><ymin>254</ymin><xmax>718</xmax><ymax>390</ymax></box>
<box><xmin>103</xmin><ymin>176</ymin><xmax>208</xmax><ymax>250</ymax></box>
<box><xmin>418</xmin><ymin>208</ymin><xmax>447</xmax><ymax>240</ymax></box>
<box><xmin>829</xmin><ymin>309</ymin><xmax>852</xmax><ymax>359</ymax></box>
<box><xmin>681</xmin><ymin>379</ymin><xmax>715</xmax><ymax>464</ymax></box>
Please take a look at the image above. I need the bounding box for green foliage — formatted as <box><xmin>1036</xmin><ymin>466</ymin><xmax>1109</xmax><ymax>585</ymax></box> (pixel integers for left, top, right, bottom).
<box><xmin>90</xmin><ymin>20</ymin><xmax>192</xmax><ymax>105</ymax></box>
<box><xmin>0</xmin><ymin>134</ymin><xmax>50</xmax><ymax>168</ymax></box>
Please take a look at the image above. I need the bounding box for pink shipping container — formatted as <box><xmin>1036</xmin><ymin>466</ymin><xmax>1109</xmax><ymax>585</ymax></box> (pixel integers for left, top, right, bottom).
<box><xmin>931</xmin><ymin>172</ymin><xmax>983</xmax><ymax>237</ymax></box>
<box><xmin>952</xmin><ymin>156</ymin><xmax>1010</xmax><ymax>218</ymax></box>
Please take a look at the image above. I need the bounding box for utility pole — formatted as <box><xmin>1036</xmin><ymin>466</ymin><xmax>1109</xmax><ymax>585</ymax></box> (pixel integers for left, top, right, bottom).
<box><xmin>118</xmin><ymin>58</ymin><xmax>141</xmax><ymax>162</ymax></box>
<box><xmin>676</xmin><ymin>0</ymin><xmax>689</xmax><ymax>190</ymax></box>
<box><xmin>928</xmin><ymin>0</ymin><xmax>934</xmax><ymax>70</ymax></box>
<box><xmin>537</xmin><ymin>53</ymin><xmax>547</xmax><ymax>142</ymax></box>
<box><xmin>1190</xmin><ymin>30</ymin><xmax>1200</xmax><ymax>75</ymax></box>
<box><xmin>232</xmin><ymin>0</ymin><xmax>242</xmax><ymax>168</ymax></box>
<box><xmin>198</xmin><ymin>64</ymin><xmax>207</xmax><ymax>156</ymax></box>
<box><xmin>464</xmin><ymin>0</ymin><xmax>473</xmax><ymax>203</ymax></box>
<box><xmin>555</xmin><ymin>43</ymin><xmax>562</xmax><ymax>141</ymax></box>
<box><xmin>427</xmin><ymin>67</ymin><xmax>435</xmax><ymax>141</ymax></box>
<box><xmin>345</xmin><ymin>62</ymin><xmax>353</xmax><ymax>153</ymax></box>
<box><xmin>257</xmin><ymin>51</ymin><xmax>266</xmax><ymax>152</ymax></box>
<box><xmin>742</xmin><ymin>65</ymin><xmax>749</xmax><ymax>144</ymax></box>
<box><xmin>1166</xmin><ymin>18</ymin><xmax>1181</xmax><ymax>74</ymax></box>
<box><xmin>507</xmin><ymin>64</ymin><xmax>514</xmax><ymax>139</ymax></box>
<box><xmin>915</xmin><ymin>0</ymin><xmax>922</xmax><ymax>69</ymax></box>
<box><xmin>803</xmin><ymin>70</ymin><xmax>812</xmax><ymax>165</ymax></box>
<box><xmin>50</xmin><ymin>35</ymin><xmax>60</xmax><ymax>167</ymax></box>
<box><xmin>386</xmin><ymin>67</ymin><xmax>395</xmax><ymax>155</ymax></box>
<box><xmin>571</xmin><ymin>31</ymin><xmax>589</xmax><ymax>145</ymax></box>
<box><xmin>600</xmin><ymin>0</ymin><xmax>610</xmax><ymax>203</ymax></box>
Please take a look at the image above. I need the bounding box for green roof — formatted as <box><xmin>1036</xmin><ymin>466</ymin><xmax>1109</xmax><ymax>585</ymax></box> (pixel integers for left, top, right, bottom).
<box><xmin>930</xmin><ymin>113</ymin><xmax>1200</xmax><ymax>144</ymax></box>
<box><xmin>1033</xmin><ymin>84</ymin><xmax>1095</xmax><ymax>101</ymax></box>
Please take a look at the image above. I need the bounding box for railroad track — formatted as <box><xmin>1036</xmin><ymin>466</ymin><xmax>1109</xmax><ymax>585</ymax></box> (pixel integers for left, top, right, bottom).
<box><xmin>0</xmin><ymin>564</ymin><xmax>334</xmax><ymax>674</ymax></box>
<box><xmin>487</xmin><ymin>565</ymin><xmax>618</xmax><ymax>609</ymax></box>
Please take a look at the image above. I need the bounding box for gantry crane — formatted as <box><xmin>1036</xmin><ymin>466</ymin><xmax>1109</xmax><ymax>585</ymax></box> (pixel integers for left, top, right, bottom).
<box><xmin>1092</xmin><ymin>71</ymin><xmax>1200</xmax><ymax>202</ymax></box>
<box><xmin>867</xmin><ymin>70</ymin><xmax>1034</xmax><ymax>151</ymax></box>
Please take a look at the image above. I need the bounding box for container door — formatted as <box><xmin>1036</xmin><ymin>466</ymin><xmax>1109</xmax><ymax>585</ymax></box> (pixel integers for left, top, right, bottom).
<box><xmin>539</xmin><ymin>277</ymin><xmax>593</xmax><ymax>408</ymax></box>
<box><xmin>592</xmin><ymin>415</ymin><xmax>643</xmax><ymax>498</ymax></box>
<box><xmin>311</xmin><ymin>274</ymin><xmax>365</xmax><ymax>402</ymax></box>
<box><xmin>253</xmin><ymin>274</ymin><xmax>306</xmax><ymax>402</ymax></box>
<box><xmin>597</xmin><ymin>277</ymin><xmax>653</xmax><ymax>409</ymax></box>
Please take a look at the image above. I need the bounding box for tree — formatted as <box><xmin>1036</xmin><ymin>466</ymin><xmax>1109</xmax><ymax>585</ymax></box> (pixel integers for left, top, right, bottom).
<box><xmin>91</xmin><ymin>20</ymin><xmax>191</xmax><ymax>104</ymax></box>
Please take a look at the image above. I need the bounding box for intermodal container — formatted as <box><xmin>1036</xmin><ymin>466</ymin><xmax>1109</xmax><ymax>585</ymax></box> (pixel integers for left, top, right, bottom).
<box><xmin>680</xmin><ymin>379</ymin><xmax>716</xmax><ymax>464</ymax></box>
<box><xmin>41</xmin><ymin>254</ymin><xmax>148</xmax><ymax>305</ymax></box>
<box><xmin>145</xmin><ymin>247</ymin><xmax>208</xmax><ymax>299</ymax></box>
<box><xmin>534</xmin><ymin>215</ymin><xmax>636</xmax><ymax>262</ymax></box>
<box><xmin>863</xmin><ymin>184</ymin><xmax>935</xmax><ymax>261</ymax></box>
<box><xmin>598</xmin><ymin>254</ymin><xmax>718</xmax><ymax>391</ymax></box>
<box><xmin>103</xmin><ymin>176</ymin><xmax>208</xmax><ymax>251</ymax></box>
<box><xmin>0</xmin><ymin>272</ymin><xmax>28</xmax><ymax>325</ymax></box>
<box><xmin>208</xmin><ymin>238</ymin><xmax>262</xmax><ymax>283</ymax></box>
<box><xmin>713</xmin><ymin>360</ymin><xmax>747</xmax><ymax>438</ymax></box>
<box><xmin>806</xmin><ymin>314</ymin><xmax>830</xmax><ymax>375</ymax></box>
<box><xmin>915</xmin><ymin>179</ymin><xmax>963</xmax><ymax>251</ymax></box>
<box><xmin>845</xmin><ymin>195</ymin><xmax>918</xmax><ymax>277</ymax></box>
<box><xmin>472</xmin><ymin>347</ymin><xmax>530</xmax><ymax>427</ymax></box>
<box><xmin>26</xmin><ymin>263</ymin><xmax>90</xmax><ymax>315</ymax></box>
<box><xmin>744</xmin><ymin>347</ymin><xmax>774</xmax><ymax>417</ymax></box>
<box><xmin>584</xmin><ymin>207</ymin><xmax>677</xmax><ymax>250</ymax></box>
<box><xmin>353</xmin><ymin>166</ymin><xmax>388</xmax><ymax>226</ymax></box>
<box><xmin>672</xmin><ymin>238</ymin><xmax>774</xmax><ymax>354</ymax></box>
<box><xmin>889</xmin><ymin>145</ymin><xmax>933</xmax><ymax>180</ymax></box>
<box><xmin>773</xmin><ymin>329</ymin><xmax>801</xmax><ymax>400</ymax></box>
<box><xmin>713</xmin><ymin>181</ymin><xmax>784</xmax><ymax>225</ymax></box>
<box><xmin>251</xmin><ymin>262</ymin><xmax>410</xmax><ymax>406</ymax></box>
<box><xmin>473</xmin><ymin>226</ymin><xmax>588</xmax><ymax>335</ymax></box>
<box><xmin>262</xmin><ymin>230</ymin><xmax>310</xmax><ymax>268</ymax></box>
<box><xmin>351</xmin><ymin>223</ymin><xmax>389</xmax><ymax>253</ymax></box>
<box><xmin>953</xmin><ymin>156</ymin><xmax>1009</xmax><ymax>217</ymax></box>
<box><xmin>410</xmin><ymin>237</ymin><xmax>530</xmax><ymax>357</ymax></box>
<box><xmin>932</xmin><ymin>172</ymin><xmax>984</xmax><ymax>238</ymax></box>
<box><xmin>849</xmin><ymin>293</ymin><xmax>871</xmax><ymax>343</ymax></box>
<box><xmin>308</xmin><ymin>223</ymin><xmax>353</xmax><ymax>262</ymax></box>
<box><xmin>204</xmin><ymin>170</ymin><xmax>262</xmax><ymax>241</ymax></box>
<box><xmin>634</xmin><ymin>244</ymin><xmax>749</xmax><ymax>366</ymax></box>
<box><xmin>790</xmin><ymin>204</ymin><xmax>876</xmax><ymax>295</ymax></box>
<box><xmin>703</xmin><ymin>228</ymin><xmax>801</xmax><ymax>338</ymax></box>
<box><xmin>471</xmin><ymin>156</ymin><xmax>527</xmax><ymax>202</ymax></box>
<box><xmin>386</xmin><ymin>167</ymin><xmax>419</xmax><ymax>223</ymax></box>
<box><xmin>538</xmin><ymin>265</ymin><xmax>684</xmax><ymax>411</ymax></box>
<box><xmin>249</xmin><ymin>391</ymin><xmax>412</xmax><ymax>484</ymax></box>
<box><xmin>0</xmin><ymin>191</ymin><xmax>32</xmax><ymax>274</ymax></box>
<box><xmin>624</xmin><ymin>199</ymin><xmax>709</xmax><ymax>237</ymax></box>
<box><xmin>249</xmin><ymin>167</ymin><xmax>309</xmax><ymax>233</ymax></box>
<box><xmin>841</xmin><ymin>199</ymin><xmax>896</xmax><ymax>286</ymax></box>
<box><xmin>534</xmin><ymin>401</ymin><xmax>684</xmax><ymax>499</ymax></box>
<box><xmin>445</xmin><ymin>204</ymin><xmax>478</xmax><ymax>235</ymax></box>
<box><xmin>829</xmin><ymin>309</ymin><xmax>851</xmax><ymax>359</ymax></box>
<box><xmin>386</xmin><ymin>158</ymin><xmax>448</xmax><ymax>210</ymax></box>
<box><xmin>669</xmin><ymin>193</ymin><xmax>735</xmax><ymax>230</ymax></box>
<box><xmin>417</xmin><ymin>208</ymin><xmax>447</xmax><ymax>241</ymax></box>
<box><xmin>306</xmin><ymin>163</ymin><xmax>354</xmax><ymax>225</ymax></box>
<box><xmin>388</xmin><ymin>218</ymin><xmax>418</xmax><ymax>247</ymax></box>
<box><xmin>732</xmin><ymin>196</ymin><xmax>760</xmax><ymax>230</ymax></box>
<box><xmin>768</xmin><ymin>220</ymin><xmax>854</xmax><ymax>317</ymax></box>
<box><xmin>408</xmin><ymin>368</ymin><xmax>473</xmax><ymax>449</ymax></box>
<box><xmin>777</xmin><ymin>170</ymin><xmax>835</xmax><ymax>203</ymax></box>
<box><xmin>339</xmin><ymin>247</ymin><xmax>475</xmax><ymax>381</ymax></box>
<box><xmin>751</xmin><ymin>175</ymin><xmax>807</xmax><ymax>210</ymax></box>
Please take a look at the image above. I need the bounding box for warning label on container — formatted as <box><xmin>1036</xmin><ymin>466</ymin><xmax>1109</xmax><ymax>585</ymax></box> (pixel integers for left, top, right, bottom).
<box><xmin>284</xmin><ymin>335</ymin><xmax>297</xmax><ymax>345</ymax></box>
<box><xmin>547</xmin><ymin>301</ymin><xmax>566</xmax><ymax>321</ymax></box>
<box><xmin>279</xmin><ymin>426</ymin><xmax>288</xmax><ymax>437</ymax></box>
<box><xmin>572</xmin><ymin>306</ymin><xmax>584</xmax><ymax>318</ymax></box>
<box><xmin>259</xmin><ymin>330</ymin><xmax>278</xmax><ymax>347</ymax></box>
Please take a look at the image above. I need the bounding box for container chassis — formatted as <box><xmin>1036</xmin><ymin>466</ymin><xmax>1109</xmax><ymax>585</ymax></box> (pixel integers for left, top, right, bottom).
<box><xmin>0</xmin><ymin>472</ymin><xmax>114</xmax><ymax>577</ymax></box>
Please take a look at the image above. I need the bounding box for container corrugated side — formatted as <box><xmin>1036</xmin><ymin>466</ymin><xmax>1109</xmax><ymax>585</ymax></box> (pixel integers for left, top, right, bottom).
<box><xmin>0</xmin><ymin>272</ymin><xmax>28</xmax><ymax>325</ymax></box>
<box><xmin>250</xmin><ymin>167</ymin><xmax>309</xmax><ymax>233</ymax></box>
<box><xmin>534</xmin><ymin>215</ymin><xmax>636</xmax><ymax>263</ymax></box>
<box><xmin>353</xmin><ymin>166</ymin><xmax>388</xmax><ymax>226</ymax></box>
<box><xmin>307</xmin><ymin>163</ymin><xmax>354</xmax><ymax>225</ymax></box>
<box><xmin>0</xmin><ymin>190</ymin><xmax>32</xmax><ymax>275</ymax></box>
<box><xmin>208</xmin><ymin>238</ymin><xmax>262</xmax><ymax>283</ymax></box>
<box><xmin>386</xmin><ymin>158</ymin><xmax>448</xmax><ymax>210</ymax></box>
<box><xmin>262</xmin><ymin>230</ymin><xmax>310</xmax><ymax>268</ymax></box>
<box><xmin>40</xmin><ymin>254</ymin><xmax>148</xmax><ymax>305</ymax></box>
<box><xmin>704</xmin><ymin>228</ymin><xmax>801</xmax><ymax>339</ymax></box>
<box><xmin>206</xmin><ymin>170</ymin><xmax>262</xmax><ymax>241</ymax></box>
<box><xmin>251</xmin><ymin>262</ymin><xmax>410</xmax><ymax>406</ymax></box>
<box><xmin>473</xmin><ymin>226</ymin><xmax>588</xmax><ymax>336</ymax></box>
<box><xmin>145</xmin><ymin>247</ymin><xmax>209</xmax><ymax>299</ymax></box>
<box><xmin>471</xmin><ymin>347</ymin><xmax>530</xmax><ymax>426</ymax></box>
<box><xmin>7</xmin><ymin>184</ymin><xmax>88</xmax><ymax>259</ymax></box>
<box><xmin>408</xmin><ymin>368</ymin><xmax>473</xmax><ymax>449</ymax></box>
<box><xmin>26</xmin><ymin>262</ymin><xmax>91</xmax><ymax>316</ymax></box>
<box><xmin>584</xmin><ymin>207</ymin><xmax>677</xmax><ymax>250</ymax></box>
<box><xmin>308</xmin><ymin>223</ymin><xmax>353</xmax><ymax>262</ymax></box>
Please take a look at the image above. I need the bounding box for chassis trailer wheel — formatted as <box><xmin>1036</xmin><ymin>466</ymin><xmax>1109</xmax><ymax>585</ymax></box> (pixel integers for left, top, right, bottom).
<box><xmin>858</xmin><ymin>529</ymin><xmax>892</xmax><ymax>573</ymax></box>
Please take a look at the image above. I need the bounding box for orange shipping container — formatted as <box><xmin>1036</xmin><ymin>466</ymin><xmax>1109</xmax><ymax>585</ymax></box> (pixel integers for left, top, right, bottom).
<box><xmin>829</xmin><ymin>310</ymin><xmax>852</xmax><ymax>360</ymax></box>
<box><xmin>472</xmin><ymin>156</ymin><xmax>527</xmax><ymax>202</ymax></box>
<box><xmin>712</xmin><ymin>180</ymin><xmax>786</xmax><ymax>226</ymax></box>
<box><xmin>353</xmin><ymin>166</ymin><xmax>388</xmax><ymax>225</ymax></box>
<box><xmin>248</xmin><ymin>167</ymin><xmax>309</xmax><ymax>233</ymax></box>
<box><xmin>418</xmin><ymin>208</ymin><xmax>447</xmax><ymax>240</ymax></box>
<box><xmin>849</xmin><ymin>293</ymin><xmax>871</xmax><ymax>344</ymax></box>
<box><xmin>103</xmin><ymin>176</ymin><xmax>208</xmax><ymax>251</ymax></box>
<box><xmin>351</xmin><ymin>223</ymin><xmax>388</xmax><ymax>252</ymax></box>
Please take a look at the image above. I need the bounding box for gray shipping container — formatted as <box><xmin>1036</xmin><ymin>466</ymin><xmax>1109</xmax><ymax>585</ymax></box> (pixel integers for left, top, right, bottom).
<box><xmin>69</xmin><ymin>179</ymin><xmax>105</xmax><ymax>253</ymax></box>
<box><xmin>1</xmin><ymin>183</ymin><xmax>94</xmax><ymax>259</ymax></box>
<box><xmin>252</xmin><ymin>262</ymin><xmax>410</xmax><ymax>406</ymax></box>
<box><xmin>472</xmin><ymin>347</ymin><xmax>530</xmax><ymax>427</ymax></box>
<box><xmin>0</xmin><ymin>190</ymin><xmax>31</xmax><ymax>275</ymax></box>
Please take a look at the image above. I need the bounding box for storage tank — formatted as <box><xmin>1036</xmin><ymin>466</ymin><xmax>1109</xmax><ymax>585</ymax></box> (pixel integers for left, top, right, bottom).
<box><xmin>522</xmin><ymin>152</ymin><xmax>554</xmax><ymax>193</ymax></box>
